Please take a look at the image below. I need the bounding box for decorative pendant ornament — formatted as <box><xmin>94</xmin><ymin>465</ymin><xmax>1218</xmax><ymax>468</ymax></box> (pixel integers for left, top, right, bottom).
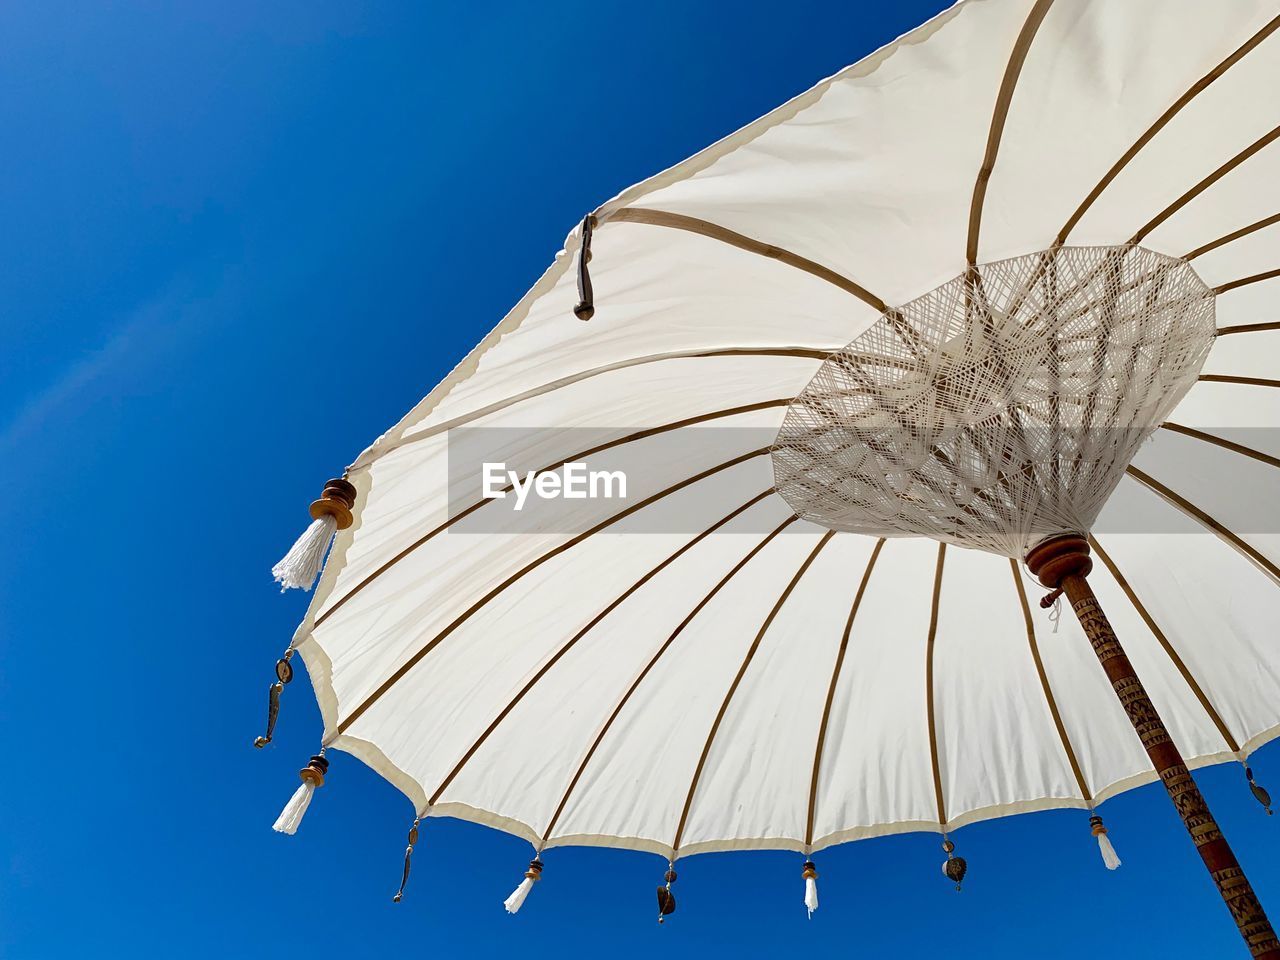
<box><xmin>253</xmin><ymin>654</ymin><xmax>294</xmax><ymax>748</ymax></box>
<box><xmin>392</xmin><ymin>818</ymin><xmax>421</xmax><ymax>902</ymax></box>
<box><xmin>656</xmin><ymin>864</ymin><xmax>677</xmax><ymax>924</ymax></box>
<box><xmin>1090</xmin><ymin>815</ymin><xmax>1122</xmax><ymax>870</ymax></box>
<box><xmin>1247</xmin><ymin>766</ymin><xmax>1273</xmax><ymax>816</ymax></box>
<box><xmin>573</xmin><ymin>214</ymin><xmax>596</xmax><ymax>321</ymax></box>
<box><xmin>941</xmin><ymin>838</ymin><xmax>967</xmax><ymax>892</ymax></box>
<box><xmin>802</xmin><ymin>861</ymin><xmax>819</xmax><ymax>918</ymax></box>
<box><xmin>272</xmin><ymin>477</ymin><xmax>357</xmax><ymax>591</ymax></box>
<box><xmin>272</xmin><ymin>753</ymin><xmax>328</xmax><ymax>835</ymax></box>
<box><xmin>503</xmin><ymin>857</ymin><xmax>543</xmax><ymax>914</ymax></box>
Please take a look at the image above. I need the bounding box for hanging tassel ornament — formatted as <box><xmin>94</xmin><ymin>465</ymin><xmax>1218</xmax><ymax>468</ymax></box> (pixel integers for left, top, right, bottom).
<box><xmin>253</xmin><ymin>653</ymin><xmax>294</xmax><ymax>748</ymax></box>
<box><xmin>503</xmin><ymin>857</ymin><xmax>543</xmax><ymax>914</ymax></box>
<box><xmin>272</xmin><ymin>478</ymin><xmax>357</xmax><ymax>591</ymax></box>
<box><xmin>272</xmin><ymin>753</ymin><xmax>328</xmax><ymax>835</ymax></box>
<box><xmin>656</xmin><ymin>864</ymin><xmax>677</xmax><ymax>924</ymax></box>
<box><xmin>1246</xmin><ymin>765</ymin><xmax>1273</xmax><ymax>815</ymax></box>
<box><xmin>573</xmin><ymin>214</ymin><xmax>596</xmax><ymax>321</ymax></box>
<box><xmin>392</xmin><ymin>818</ymin><xmax>421</xmax><ymax>902</ymax></box>
<box><xmin>1090</xmin><ymin>815</ymin><xmax>1122</xmax><ymax>870</ymax></box>
<box><xmin>802</xmin><ymin>860</ymin><xmax>819</xmax><ymax>918</ymax></box>
<box><xmin>941</xmin><ymin>838</ymin><xmax>967</xmax><ymax>892</ymax></box>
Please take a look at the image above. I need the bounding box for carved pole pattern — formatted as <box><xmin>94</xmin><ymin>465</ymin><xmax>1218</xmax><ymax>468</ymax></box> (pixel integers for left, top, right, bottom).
<box><xmin>1063</xmin><ymin>574</ymin><xmax>1280</xmax><ymax>959</ymax></box>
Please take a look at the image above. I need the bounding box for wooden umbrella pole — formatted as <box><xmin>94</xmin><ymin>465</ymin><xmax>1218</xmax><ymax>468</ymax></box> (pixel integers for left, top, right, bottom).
<box><xmin>1027</xmin><ymin>535</ymin><xmax>1280</xmax><ymax>959</ymax></box>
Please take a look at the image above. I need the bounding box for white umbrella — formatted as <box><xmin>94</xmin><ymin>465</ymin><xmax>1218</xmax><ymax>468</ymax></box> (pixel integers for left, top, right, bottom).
<box><xmin>260</xmin><ymin>2</ymin><xmax>1280</xmax><ymax>954</ymax></box>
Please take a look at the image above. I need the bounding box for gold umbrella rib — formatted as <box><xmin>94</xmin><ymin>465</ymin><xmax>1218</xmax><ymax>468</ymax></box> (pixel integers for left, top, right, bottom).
<box><xmin>1215</xmin><ymin>268</ymin><xmax>1280</xmax><ymax>295</ymax></box>
<box><xmin>316</xmin><ymin>399</ymin><xmax>792</xmax><ymax>626</ymax></box>
<box><xmin>1160</xmin><ymin>422</ymin><xmax>1280</xmax><ymax>471</ymax></box>
<box><xmin>670</xmin><ymin>529</ymin><xmax>837</xmax><ymax>855</ymax></box>
<box><xmin>1199</xmin><ymin>374</ymin><xmax>1280</xmax><ymax>389</ymax></box>
<box><xmin>1185</xmin><ymin>212</ymin><xmax>1280</xmax><ymax>260</ymax></box>
<box><xmin>604</xmin><ymin>207</ymin><xmax>888</xmax><ymax>313</ymax></box>
<box><xmin>335</xmin><ymin>447</ymin><xmax>773</xmax><ymax>734</ymax></box>
<box><xmin>1059</xmin><ymin>14</ymin><xmax>1280</xmax><ymax>245</ymax></box>
<box><xmin>424</xmin><ymin>488</ymin><xmax>776</xmax><ymax>807</ymax></box>
<box><xmin>537</xmin><ymin>514</ymin><xmax>800</xmax><ymax>846</ymax></box>
<box><xmin>1125</xmin><ymin>465</ymin><xmax>1280</xmax><ymax>584</ymax></box>
<box><xmin>925</xmin><ymin>542</ymin><xmax>949</xmax><ymax>829</ymax></box>
<box><xmin>1010</xmin><ymin>559</ymin><xmax>1093</xmax><ymax>803</ymax></box>
<box><xmin>347</xmin><ymin>347</ymin><xmax>835</xmax><ymax>470</ymax></box>
<box><xmin>1088</xmin><ymin>535</ymin><xmax>1241</xmax><ymax>754</ymax></box>
<box><xmin>1217</xmin><ymin>321</ymin><xmax>1280</xmax><ymax>336</ymax></box>
<box><xmin>1130</xmin><ymin>123</ymin><xmax>1280</xmax><ymax>244</ymax></box>
<box><xmin>804</xmin><ymin>538</ymin><xmax>886</xmax><ymax>850</ymax></box>
<box><xmin>966</xmin><ymin>0</ymin><xmax>1056</xmax><ymax>265</ymax></box>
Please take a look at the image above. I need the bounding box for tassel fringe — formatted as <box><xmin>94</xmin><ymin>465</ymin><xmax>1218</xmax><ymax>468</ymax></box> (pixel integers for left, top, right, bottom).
<box><xmin>273</xmin><ymin>754</ymin><xmax>328</xmax><ymax>835</ymax></box>
<box><xmin>273</xmin><ymin>781</ymin><xmax>315</xmax><ymax>835</ymax></box>
<box><xmin>802</xmin><ymin>861</ymin><xmax>819</xmax><ymax>918</ymax></box>
<box><xmin>504</xmin><ymin>858</ymin><xmax>543</xmax><ymax>914</ymax></box>
<box><xmin>503</xmin><ymin>877</ymin><xmax>534</xmax><ymax>914</ymax></box>
<box><xmin>1090</xmin><ymin>815</ymin><xmax>1121</xmax><ymax>870</ymax></box>
<box><xmin>272</xmin><ymin>514</ymin><xmax>338</xmax><ymax>591</ymax></box>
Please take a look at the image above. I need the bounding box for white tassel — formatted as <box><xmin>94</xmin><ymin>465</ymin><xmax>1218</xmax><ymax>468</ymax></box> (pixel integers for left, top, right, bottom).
<box><xmin>504</xmin><ymin>858</ymin><xmax>543</xmax><ymax>914</ymax></box>
<box><xmin>1097</xmin><ymin>830</ymin><xmax>1121</xmax><ymax>870</ymax></box>
<box><xmin>802</xmin><ymin>860</ymin><xmax>819</xmax><ymax>918</ymax></box>
<box><xmin>1091</xmin><ymin>815</ymin><xmax>1121</xmax><ymax>870</ymax></box>
<box><xmin>273</xmin><ymin>755</ymin><xmax>328</xmax><ymax>835</ymax></box>
<box><xmin>273</xmin><ymin>781</ymin><xmax>315</xmax><ymax>835</ymax></box>
<box><xmin>272</xmin><ymin>513</ymin><xmax>338</xmax><ymax>591</ymax></box>
<box><xmin>503</xmin><ymin>876</ymin><xmax>534</xmax><ymax>914</ymax></box>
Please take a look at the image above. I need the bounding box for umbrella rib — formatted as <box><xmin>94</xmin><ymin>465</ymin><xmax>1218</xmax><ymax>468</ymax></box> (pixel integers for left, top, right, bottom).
<box><xmin>1010</xmin><ymin>559</ymin><xmax>1093</xmax><ymax>802</ymax></box>
<box><xmin>670</xmin><ymin>529</ymin><xmax>837</xmax><ymax>856</ymax></box>
<box><xmin>924</xmin><ymin>542</ymin><xmax>948</xmax><ymax>829</ymax></box>
<box><xmin>1217</xmin><ymin>320</ymin><xmax>1280</xmax><ymax>336</ymax></box>
<box><xmin>1058</xmin><ymin>13</ymin><xmax>1280</xmax><ymax>245</ymax></box>
<box><xmin>1214</xmin><ymin>267</ymin><xmax>1280</xmax><ymax>295</ymax></box>
<box><xmin>424</xmin><ymin>488</ymin><xmax>776</xmax><ymax>807</ymax></box>
<box><xmin>1125</xmin><ymin>465</ymin><xmax>1280</xmax><ymax>584</ymax></box>
<box><xmin>537</xmin><ymin>514</ymin><xmax>800</xmax><ymax>847</ymax></box>
<box><xmin>1088</xmin><ymin>535</ymin><xmax>1241</xmax><ymax>754</ymax></box>
<box><xmin>1160</xmin><ymin>422</ymin><xmax>1280</xmax><ymax>471</ymax></box>
<box><xmin>315</xmin><ymin>398</ymin><xmax>792</xmax><ymax>626</ymax></box>
<box><xmin>1129</xmin><ymin>123</ymin><xmax>1280</xmax><ymax>244</ymax></box>
<box><xmin>966</xmin><ymin>0</ymin><xmax>1056</xmax><ymax>265</ymax></box>
<box><xmin>804</xmin><ymin>538</ymin><xmax>886</xmax><ymax>850</ymax></box>
<box><xmin>1185</xmin><ymin>211</ymin><xmax>1280</xmax><ymax>260</ymax></box>
<box><xmin>346</xmin><ymin>346</ymin><xmax>835</xmax><ymax>470</ymax></box>
<box><xmin>1198</xmin><ymin>373</ymin><xmax>1280</xmax><ymax>389</ymax></box>
<box><xmin>334</xmin><ymin>447</ymin><xmax>773</xmax><ymax>734</ymax></box>
<box><xmin>604</xmin><ymin>207</ymin><xmax>889</xmax><ymax>313</ymax></box>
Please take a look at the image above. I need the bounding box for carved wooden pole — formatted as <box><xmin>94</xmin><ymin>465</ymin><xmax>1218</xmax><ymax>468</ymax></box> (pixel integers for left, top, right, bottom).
<box><xmin>1027</xmin><ymin>534</ymin><xmax>1280</xmax><ymax>960</ymax></box>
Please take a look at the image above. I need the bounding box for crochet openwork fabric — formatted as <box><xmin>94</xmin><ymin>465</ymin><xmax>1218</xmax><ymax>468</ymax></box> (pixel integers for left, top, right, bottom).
<box><xmin>771</xmin><ymin>246</ymin><xmax>1216</xmax><ymax>558</ymax></box>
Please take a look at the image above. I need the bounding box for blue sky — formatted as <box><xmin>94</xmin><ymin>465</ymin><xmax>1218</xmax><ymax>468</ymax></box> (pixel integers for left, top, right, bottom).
<box><xmin>2</xmin><ymin>2</ymin><xmax>1278</xmax><ymax>957</ymax></box>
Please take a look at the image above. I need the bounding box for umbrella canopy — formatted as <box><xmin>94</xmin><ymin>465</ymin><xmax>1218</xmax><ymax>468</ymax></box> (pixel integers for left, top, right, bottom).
<box><xmin>267</xmin><ymin>0</ymin><xmax>1280</xmax><ymax>936</ymax></box>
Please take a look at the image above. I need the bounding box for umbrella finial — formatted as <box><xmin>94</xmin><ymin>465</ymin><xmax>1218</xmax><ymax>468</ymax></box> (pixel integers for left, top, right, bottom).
<box><xmin>503</xmin><ymin>857</ymin><xmax>543</xmax><ymax>914</ymax></box>
<box><xmin>272</xmin><ymin>477</ymin><xmax>356</xmax><ymax>591</ymax></box>
<box><xmin>802</xmin><ymin>860</ymin><xmax>818</xmax><ymax>918</ymax></box>
<box><xmin>1089</xmin><ymin>815</ymin><xmax>1122</xmax><ymax>870</ymax></box>
<box><xmin>272</xmin><ymin>752</ymin><xmax>329</xmax><ymax>835</ymax></box>
<box><xmin>573</xmin><ymin>215</ymin><xmax>596</xmax><ymax>321</ymax></box>
<box><xmin>1246</xmin><ymin>766</ymin><xmax>1273</xmax><ymax>816</ymax></box>
<box><xmin>656</xmin><ymin>862</ymin><xmax>677</xmax><ymax>924</ymax></box>
<box><xmin>392</xmin><ymin>817</ymin><xmax>422</xmax><ymax>902</ymax></box>
<box><xmin>253</xmin><ymin>652</ymin><xmax>294</xmax><ymax>748</ymax></box>
<box><xmin>941</xmin><ymin>838</ymin><xmax>966</xmax><ymax>892</ymax></box>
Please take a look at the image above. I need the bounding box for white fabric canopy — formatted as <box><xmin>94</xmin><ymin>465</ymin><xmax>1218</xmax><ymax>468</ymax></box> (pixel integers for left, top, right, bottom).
<box><xmin>291</xmin><ymin>0</ymin><xmax>1280</xmax><ymax>860</ymax></box>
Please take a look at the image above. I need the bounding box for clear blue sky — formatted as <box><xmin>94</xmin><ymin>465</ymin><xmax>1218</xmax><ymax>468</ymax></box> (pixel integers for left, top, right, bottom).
<box><xmin>1</xmin><ymin>3</ymin><xmax>1277</xmax><ymax>957</ymax></box>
